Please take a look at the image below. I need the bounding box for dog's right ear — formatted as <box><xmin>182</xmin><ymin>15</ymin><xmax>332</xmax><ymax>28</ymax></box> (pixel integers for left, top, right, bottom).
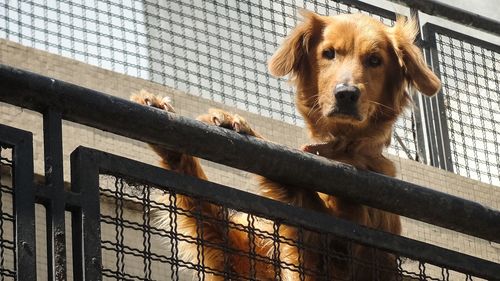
<box><xmin>390</xmin><ymin>17</ymin><xmax>441</xmax><ymax>96</ymax></box>
<box><xmin>268</xmin><ymin>9</ymin><xmax>326</xmax><ymax>77</ymax></box>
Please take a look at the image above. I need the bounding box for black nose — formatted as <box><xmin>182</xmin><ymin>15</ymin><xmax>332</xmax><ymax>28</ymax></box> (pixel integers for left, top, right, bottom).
<box><xmin>334</xmin><ymin>84</ymin><xmax>360</xmax><ymax>104</ymax></box>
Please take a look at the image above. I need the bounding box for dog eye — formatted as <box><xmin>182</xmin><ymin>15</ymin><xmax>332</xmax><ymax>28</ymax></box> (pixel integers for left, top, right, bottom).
<box><xmin>323</xmin><ymin>49</ymin><xmax>335</xmax><ymax>60</ymax></box>
<box><xmin>367</xmin><ymin>55</ymin><xmax>382</xmax><ymax>67</ymax></box>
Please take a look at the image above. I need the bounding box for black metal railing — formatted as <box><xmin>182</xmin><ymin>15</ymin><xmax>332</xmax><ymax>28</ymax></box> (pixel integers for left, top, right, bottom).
<box><xmin>1</xmin><ymin>0</ymin><xmax>500</xmax><ymax>279</ymax></box>
<box><xmin>0</xmin><ymin>65</ymin><xmax>499</xmax><ymax>280</ymax></box>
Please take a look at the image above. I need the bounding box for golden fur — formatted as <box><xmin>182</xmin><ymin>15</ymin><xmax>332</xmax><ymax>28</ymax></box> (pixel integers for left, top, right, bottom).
<box><xmin>131</xmin><ymin>10</ymin><xmax>440</xmax><ymax>281</ymax></box>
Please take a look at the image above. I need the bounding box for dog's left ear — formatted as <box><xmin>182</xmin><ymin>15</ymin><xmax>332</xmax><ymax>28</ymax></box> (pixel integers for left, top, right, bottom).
<box><xmin>390</xmin><ymin>17</ymin><xmax>441</xmax><ymax>96</ymax></box>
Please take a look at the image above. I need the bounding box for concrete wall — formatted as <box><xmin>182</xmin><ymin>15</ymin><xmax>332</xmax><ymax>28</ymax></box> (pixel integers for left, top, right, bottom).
<box><xmin>1</xmin><ymin>39</ymin><xmax>498</xmax><ymax>280</ymax></box>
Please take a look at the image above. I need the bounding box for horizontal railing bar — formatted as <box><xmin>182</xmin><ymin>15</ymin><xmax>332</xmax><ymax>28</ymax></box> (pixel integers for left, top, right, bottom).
<box><xmin>0</xmin><ymin>123</ymin><xmax>33</xmax><ymax>148</ymax></box>
<box><xmin>35</xmin><ymin>185</ymin><xmax>82</xmax><ymax>209</ymax></box>
<box><xmin>424</xmin><ymin>23</ymin><xmax>500</xmax><ymax>54</ymax></box>
<box><xmin>0</xmin><ymin>64</ymin><xmax>499</xmax><ymax>243</ymax></box>
<box><xmin>336</xmin><ymin>0</ymin><xmax>397</xmax><ymax>20</ymax></box>
<box><xmin>387</xmin><ymin>0</ymin><xmax>500</xmax><ymax>36</ymax></box>
<box><xmin>72</xmin><ymin>146</ymin><xmax>500</xmax><ymax>279</ymax></box>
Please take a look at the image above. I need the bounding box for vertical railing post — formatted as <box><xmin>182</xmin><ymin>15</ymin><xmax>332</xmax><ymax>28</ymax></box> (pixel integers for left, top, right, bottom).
<box><xmin>422</xmin><ymin>24</ymin><xmax>454</xmax><ymax>171</ymax></box>
<box><xmin>13</xmin><ymin>133</ymin><xmax>37</xmax><ymax>281</ymax></box>
<box><xmin>409</xmin><ymin>8</ymin><xmax>429</xmax><ymax>163</ymax></box>
<box><xmin>43</xmin><ymin>110</ymin><xmax>67</xmax><ymax>280</ymax></box>
<box><xmin>0</xmin><ymin>124</ymin><xmax>38</xmax><ymax>281</ymax></box>
<box><xmin>71</xmin><ymin>147</ymin><xmax>102</xmax><ymax>281</ymax></box>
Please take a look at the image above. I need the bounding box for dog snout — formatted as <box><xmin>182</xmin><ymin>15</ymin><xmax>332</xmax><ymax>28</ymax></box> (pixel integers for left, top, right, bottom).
<box><xmin>334</xmin><ymin>83</ymin><xmax>360</xmax><ymax>104</ymax></box>
<box><xmin>326</xmin><ymin>83</ymin><xmax>361</xmax><ymax>120</ymax></box>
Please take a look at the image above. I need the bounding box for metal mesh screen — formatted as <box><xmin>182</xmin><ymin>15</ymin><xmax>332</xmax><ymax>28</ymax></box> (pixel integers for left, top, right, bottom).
<box><xmin>434</xmin><ymin>31</ymin><xmax>500</xmax><ymax>186</ymax></box>
<box><xmin>0</xmin><ymin>0</ymin><xmax>418</xmax><ymax>160</ymax></box>
<box><xmin>98</xmin><ymin>173</ymin><xmax>483</xmax><ymax>281</ymax></box>
<box><xmin>0</xmin><ymin>146</ymin><xmax>16</xmax><ymax>280</ymax></box>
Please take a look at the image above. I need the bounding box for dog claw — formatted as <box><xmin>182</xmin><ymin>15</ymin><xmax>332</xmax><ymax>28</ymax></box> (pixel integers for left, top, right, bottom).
<box><xmin>212</xmin><ymin>116</ymin><xmax>222</xmax><ymax>126</ymax></box>
<box><xmin>161</xmin><ymin>97</ymin><xmax>176</xmax><ymax>113</ymax></box>
<box><xmin>233</xmin><ymin>121</ymin><xmax>241</xmax><ymax>132</ymax></box>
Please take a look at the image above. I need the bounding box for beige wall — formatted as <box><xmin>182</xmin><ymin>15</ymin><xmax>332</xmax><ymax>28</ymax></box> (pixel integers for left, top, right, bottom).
<box><xmin>1</xmin><ymin>39</ymin><xmax>499</xmax><ymax>280</ymax></box>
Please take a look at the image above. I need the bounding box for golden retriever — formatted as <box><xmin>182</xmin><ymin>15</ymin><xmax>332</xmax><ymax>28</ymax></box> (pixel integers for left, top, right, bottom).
<box><xmin>131</xmin><ymin>10</ymin><xmax>440</xmax><ymax>281</ymax></box>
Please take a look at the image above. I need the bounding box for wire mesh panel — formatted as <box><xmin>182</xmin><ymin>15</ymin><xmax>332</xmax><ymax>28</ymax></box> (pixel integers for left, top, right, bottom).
<box><xmin>0</xmin><ymin>0</ymin><xmax>418</xmax><ymax>160</ymax></box>
<box><xmin>430</xmin><ymin>26</ymin><xmax>500</xmax><ymax>186</ymax></box>
<box><xmin>0</xmin><ymin>145</ymin><xmax>16</xmax><ymax>280</ymax></box>
<box><xmin>97</xmin><ymin>172</ymin><xmax>490</xmax><ymax>281</ymax></box>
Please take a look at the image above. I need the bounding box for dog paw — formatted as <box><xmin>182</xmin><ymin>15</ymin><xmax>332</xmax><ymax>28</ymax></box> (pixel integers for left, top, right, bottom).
<box><xmin>197</xmin><ymin>108</ymin><xmax>257</xmax><ymax>136</ymax></box>
<box><xmin>130</xmin><ymin>90</ymin><xmax>175</xmax><ymax>113</ymax></box>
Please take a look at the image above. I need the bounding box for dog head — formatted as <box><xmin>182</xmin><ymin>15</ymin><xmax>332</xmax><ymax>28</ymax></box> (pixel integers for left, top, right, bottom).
<box><xmin>269</xmin><ymin>11</ymin><xmax>440</xmax><ymax>142</ymax></box>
